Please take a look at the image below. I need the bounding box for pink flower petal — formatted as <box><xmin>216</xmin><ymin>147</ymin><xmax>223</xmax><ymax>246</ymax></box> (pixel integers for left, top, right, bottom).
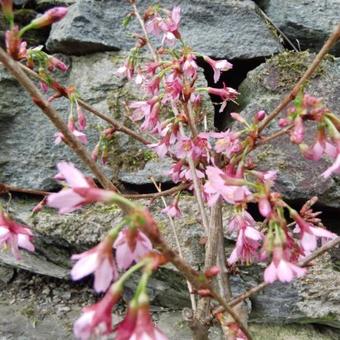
<box><xmin>244</xmin><ymin>226</ymin><xmax>262</xmax><ymax>241</ymax></box>
<box><xmin>94</xmin><ymin>258</ymin><xmax>114</xmax><ymax>293</ymax></box>
<box><xmin>71</xmin><ymin>252</ymin><xmax>98</xmax><ymax>281</ymax></box>
<box><xmin>277</xmin><ymin>260</ymin><xmax>294</xmax><ymax>282</ymax></box>
<box><xmin>47</xmin><ymin>189</ymin><xmax>84</xmax><ymax>214</ymax></box>
<box><xmin>264</xmin><ymin>262</ymin><xmax>277</xmax><ymax>283</ymax></box>
<box><xmin>57</xmin><ymin>161</ymin><xmax>89</xmax><ymax>187</ymax></box>
<box><xmin>17</xmin><ymin>234</ymin><xmax>35</xmax><ymax>252</ymax></box>
<box><xmin>301</xmin><ymin>232</ymin><xmax>317</xmax><ymax>252</ymax></box>
<box><xmin>73</xmin><ymin>310</ymin><xmax>94</xmax><ymax>340</ymax></box>
<box><xmin>116</xmin><ymin>242</ymin><xmax>134</xmax><ymax>270</ymax></box>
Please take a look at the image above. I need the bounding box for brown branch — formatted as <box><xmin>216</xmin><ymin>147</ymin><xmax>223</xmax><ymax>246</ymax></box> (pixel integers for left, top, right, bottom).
<box><xmin>0</xmin><ymin>47</ymin><xmax>117</xmax><ymax>191</ymax></box>
<box><xmin>0</xmin><ymin>183</ymin><xmax>49</xmax><ymax>196</ymax></box>
<box><xmin>256</xmin><ymin>124</ymin><xmax>293</xmax><ymax>146</ymax></box>
<box><xmin>258</xmin><ymin>23</ymin><xmax>340</xmax><ymax>134</ymax></box>
<box><xmin>0</xmin><ymin>182</ymin><xmax>189</xmax><ymax>200</ymax></box>
<box><xmin>123</xmin><ymin>183</ymin><xmax>189</xmax><ymax>199</ymax></box>
<box><xmin>18</xmin><ymin>63</ymin><xmax>152</xmax><ymax>146</ymax></box>
<box><xmin>210</xmin><ymin>236</ymin><xmax>340</xmax><ymax>319</ymax></box>
<box><xmin>141</xmin><ymin>224</ymin><xmax>253</xmax><ymax>340</ymax></box>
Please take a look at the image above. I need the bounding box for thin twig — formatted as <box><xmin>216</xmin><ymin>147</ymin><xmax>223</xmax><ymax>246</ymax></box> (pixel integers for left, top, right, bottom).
<box><xmin>257</xmin><ymin>7</ymin><xmax>299</xmax><ymax>52</ymax></box>
<box><xmin>256</xmin><ymin>124</ymin><xmax>293</xmax><ymax>145</ymax></box>
<box><xmin>0</xmin><ymin>182</ymin><xmax>189</xmax><ymax>200</ymax></box>
<box><xmin>258</xmin><ymin>23</ymin><xmax>340</xmax><ymax>134</ymax></box>
<box><xmin>0</xmin><ymin>183</ymin><xmax>49</xmax><ymax>196</ymax></box>
<box><xmin>150</xmin><ymin>177</ymin><xmax>197</xmax><ymax>311</ymax></box>
<box><xmin>17</xmin><ymin>63</ymin><xmax>152</xmax><ymax>146</ymax></box>
<box><xmin>131</xmin><ymin>2</ymin><xmax>159</xmax><ymax>62</ymax></box>
<box><xmin>123</xmin><ymin>183</ymin><xmax>190</xmax><ymax>199</ymax></box>
<box><xmin>0</xmin><ymin>47</ymin><xmax>117</xmax><ymax>191</ymax></box>
<box><xmin>210</xmin><ymin>236</ymin><xmax>340</xmax><ymax>319</ymax></box>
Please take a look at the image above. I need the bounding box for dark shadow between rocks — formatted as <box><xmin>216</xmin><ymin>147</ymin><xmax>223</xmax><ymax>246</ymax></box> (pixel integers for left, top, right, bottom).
<box><xmin>197</xmin><ymin>56</ymin><xmax>266</xmax><ymax>131</ymax></box>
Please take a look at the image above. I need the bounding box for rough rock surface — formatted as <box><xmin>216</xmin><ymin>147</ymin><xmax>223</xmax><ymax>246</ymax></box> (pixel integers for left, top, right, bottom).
<box><xmin>262</xmin><ymin>0</ymin><xmax>340</xmax><ymax>56</ymax></box>
<box><xmin>238</xmin><ymin>51</ymin><xmax>340</xmax><ymax>209</ymax></box>
<box><xmin>0</xmin><ymin>63</ymin><xmax>108</xmax><ymax>190</ymax></box>
<box><xmin>47</xmin><ymin>0</ymin><xmax>283</xmax><ymax>58</ymax></box>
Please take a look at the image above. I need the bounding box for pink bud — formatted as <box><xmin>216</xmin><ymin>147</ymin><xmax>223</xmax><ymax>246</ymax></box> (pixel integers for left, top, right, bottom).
<box><xmin>76</xmin><ymin>104</ymin><xmax>87</xmax><ymax>130</ymax></box>
<box><xmin>29</xmin><ymin>7</ymin><xmax>68</xmax><ymax>29</ymax></box>
<box><xmin>279</xmin><ymin>118</ymin><xmax>289</xmax><ymax>128</ymax></box>
<box><xmin>259</xmin><ymin>197</ymin><xmax>272</xmax><ymax>217</ymax></box>
<box><xmin>255</xmin><ymin>110</ymin><xmax>266</xmax><ymax>122</ymax></box>
<box><xmin>290</xmin><ymin>117</ymin><xmax>304</xmax><ymax>144</ymax></box>
<box><xmin>205</xmin><ymin>266</ymin><xmax>220</xmax><ymax>278</ymax></box>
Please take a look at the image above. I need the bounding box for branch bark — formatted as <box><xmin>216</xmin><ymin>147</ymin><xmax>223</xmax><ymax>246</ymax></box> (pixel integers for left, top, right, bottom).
<box><xmin>18</xmin><ymin>63</ymin><xmax>152</xmax><ymax>146</ymax></box>
<box><xmin>0</xmin><ymin>47</ymin><xmax>117</xmax><ymax>191</ymax></box>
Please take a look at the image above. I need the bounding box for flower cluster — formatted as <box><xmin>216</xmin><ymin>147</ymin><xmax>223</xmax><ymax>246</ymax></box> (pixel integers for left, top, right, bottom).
<box><xmin>282</xmin><ymin>93</ymin><xmax>340</xmax><ymax>178</ymax></box>
<box><xmin>0</xmin><ymin>210</ymin><xmax>34</xmax><ymax>259</ymax></box>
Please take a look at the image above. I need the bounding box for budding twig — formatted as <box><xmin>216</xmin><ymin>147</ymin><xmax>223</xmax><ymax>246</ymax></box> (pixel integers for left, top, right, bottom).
<box><xmin>0</xmin><ymin>183</ymin><xmax>49</xmax><ymax>196</ymax></box>
<box><xmin>17</xmin><ymin>63</ymin><xmax>152</xmax><ymax>146</ymax></box>
<box><xmin>0</xmin><ymin>47</ymin><xmax>117</xmax><ymax>191</ymax></box>
<box><xmin>259</xmin><ymin>23</ymin><xmax>340</xmax><ymax>134</ymax></box>
<box><xmin>210</xmin><ymin>236</ymin><xmax>340</xmax><ymax>320</ymax></box>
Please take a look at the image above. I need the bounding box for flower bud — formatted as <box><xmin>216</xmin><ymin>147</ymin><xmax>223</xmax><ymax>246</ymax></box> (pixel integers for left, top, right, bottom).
<box><xmin>278</xmin><ymin>118</ymin><xmax>289</xmax><ymax>128</ymax></box>
<box><xmin>28</xmin><ymin>7</ymin><xmax>68</xmax><ymax>29</ymax></box>
<box><xmin>255</xmin><ymin>110</ymin><xmax>266</xmax><ymax>122</ymax></box>
<box><xmin>258</xmin><ymin>197</ymin><xmax>272</xmax><ymax>217</ymax></box>
<box><xmin>204</xmin><ymin>266</ymin><xmax>220</xmax><ymax>278</ymax></box>
<box><xmin>197</xmin><ymin>289</ymin><xmax>212</xmax><ymax>297</ymax></box>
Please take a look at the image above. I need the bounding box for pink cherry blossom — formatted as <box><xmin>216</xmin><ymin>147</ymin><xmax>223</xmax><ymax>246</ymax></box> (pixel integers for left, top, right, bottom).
<box><xmin>204</xmin><ymin>56</ymin><xmax>233</xmax><ymax>83</ymax></box>
<box><xmin>164</xmin><ymin>74</ymin><xmax>183</xmax><ymax>101</ymax></box>
<box><xmin>293</xmin><ymin>214</ymin><xmax>337</xmax><ymax>253</ymax></box>
<box><xmin>321</xmin><ymin>153</ymin><xmax>340</xmax><ymax>178</ymax></box>
<box><xmin>175</xmin><ymin>136</ymin><xmax>194</xmax><ymax>159</ymax></box>
<box><xmin>204</xmin><ymin>166</ymin><xmax>250</xmax><ymax>206</ymax></box>
<box><xmin>146</xmin><ymin>16</ymin><xmax>162</xmax><ymax>36</ymax></box>
<box><xmin>115</xmin><ymin>296</ymin><xmax>168</xmax><ymax>340</ymax></box>
<box><xmin>47</xmin><ymin>56</ymin><xmax>68</xmax><ymax>72</ymax></box>
<box><xmin>181</xmin><ymin>54</ymin><xmax>197</xmax><ymax>78</ymax></box>
<box><xmin>210</xmin><ymin>130</ymin><xmax>241</xmax><ymax>157</ymax></box>
<box><xmin>54</xmin><ymin>117</ymin><xmax>88</xmax><ymax>145</ymax></box>
<box><xmin>255</xmin><ymin>110</ymin><xmax>266</xmax><ymax>122</ymax></box>
<box><xmin>113</xmin><ymin>228</ymin><xmax>152</xmax><ymax>270</ymax></box>
<box><xmin>146</xmin><ymin>76</ymin><xmax>161</xmax><ymax>96</ymax></box>
<box><xmin>0</xmin><ymin>211</ymin><xmax>34</xmax><ymax>260</ymax></box>
<box><xmin>159</xmin><ymin>6</ymin><xmax>181</xmax><ymax>46</ymax></box>
<box><xmin>71</xmin><ymin>235</ymin><xmax>118</xmax><ymax>292</ymax></box>
<box><xmin>162</xmin><ymin>200</ymin><xmax>181</xmax><ymax>219</ymax></box>
<box><xmin>115</xmin><ymin>58</ymin><xmax>135</xmax><ymax>80</ymax></box>
<box><xmin>208</xmin><ymin>85</ymin><xmax>239</xmax><ymax>112</ymax></box>
<box><xmin>227</xmin><ymin>211</ymin><xmax>263</xmax><ymax>264</ymax></box>
<box><xmin>129</xmin><ymin>97</ymin><xmax>158</xmax><ymax>122</ymax></box>
<box><xmin>47</xmin><ymin>162</ymin><xmax>115</xmax><ymax>214</ymax></box>
<box><xmin>74</xmin><ymin>284</ymin><xmax>122</xmax><ymax>340</ymax></box>
<box><xmin>30</xmin><ymin>7</ymin><xmax>68</xmax><ymax>29</ymax></box>
<box><xmin>264</xmin><ymin>247</ymin><xmax>306</xmax><ymax>283</ymax></box>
